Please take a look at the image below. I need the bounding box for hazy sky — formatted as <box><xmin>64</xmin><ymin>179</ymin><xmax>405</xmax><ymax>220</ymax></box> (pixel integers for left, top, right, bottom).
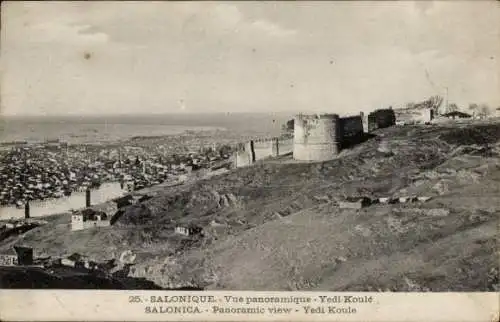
<box><xmin>1</xmin><ymin>1</ymin><xmax>499</xmax><ymax>116</ymax></box>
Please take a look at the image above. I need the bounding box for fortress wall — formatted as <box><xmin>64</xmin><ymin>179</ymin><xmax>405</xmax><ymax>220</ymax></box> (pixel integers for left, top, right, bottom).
<box><xmin>230</xmin><ymin>111</ymin><xmax>381</xmax><ymax>166</ymax></box>
<box><xmin>233</xmin><ymin>112</ymin><xmax>370</xmax><ymax>166</ymax></box>
<box><xmin>360</xmin><ymin>112</ymin><xmax>369</xmax><ymax>133</ymax></box>
<box><xmin>253</xmin><ymin>138</ymin><xmax>274</xmax><ymax>160</ymax></box>
<box><xmin>339</xmin><ymin>115</ymin><xmax>364</xmax><ymax>149</ymax></box>
<box><xmin>367</xmin><ymin>108</ymin><xmax>396</xmax><ymax>132</ymax></box>
<box><xmin>395</xmin><ymin>108</ymin><xmax>433</xmax><ymax>125</ymax></box>
<box><xmin>234</xmin><ymin>141</ymin><xmax>255</xmax><ymax>168</ymax></box>
<box><xmin>234</xmin><ymin>150</ymin><xmax>251</xmax><ymax>168</ymax></box>
<box><xmin>96</xmin><ymin>220</ymin><xmax>111</xmax><ymax>227</ymax></box>
<box><xmin>339</xmin><ymin>115</ymin><xmax>364</xmax><ymax>138</ymax></box>
<box><xmin>232</xmin><ymin>135</ymin><xmax>294</xmax><ymax>167</ymax></box>
<box><xmin>277</xmin><ymin>138</ymin><xmax>293</xmax><ymax>155</ymax></box>
<box><xmin>293</xmin><ymin>114</ymin><xmax>341</xmax><ymax>161</ymax></box>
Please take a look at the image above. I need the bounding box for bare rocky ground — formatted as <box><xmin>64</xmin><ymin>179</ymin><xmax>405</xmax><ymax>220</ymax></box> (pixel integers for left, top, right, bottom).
<box><xmin>1</xmin><ymin>120</ymin><xmax>499</xmax><ymax>291</ymax></box>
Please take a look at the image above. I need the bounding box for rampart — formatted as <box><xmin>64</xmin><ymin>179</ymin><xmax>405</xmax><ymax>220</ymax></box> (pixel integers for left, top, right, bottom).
<box><xmin>232</xmin><ymin>109</ymin><xmax>394</xmax><ymax>165</ymax></box>
<box><xmin>367</xmin><ymin>108</ymin><xmax>396</xmax><ymax>132</ymax></box>
<box><xmin>233</xmin><ymin>135</ymin><xmax>293</xmax><ymax>168</ymax></box>
<box><xmin>293</xmin><ymin>114</ymin><xmax>341</xmax><ymax>161</ymax></box>
<box><xmin>234</xmin><ymin>141</ymin><xmax>255</xmax><ymax>168</ymax></box>
<box><xmin>339</xmin><ymin>115</ymin><xmax>364</xmax><ymax>149</ymax></box>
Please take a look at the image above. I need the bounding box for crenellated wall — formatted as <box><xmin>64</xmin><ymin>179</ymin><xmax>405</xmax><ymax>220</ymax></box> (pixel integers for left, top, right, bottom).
<box><xmin>233</xmin><ymin>136</ymin><xmax>293</xmax><ymax>168</ymax></box>
<box><xmin>339</xmin><ymin>115</ymin><xmax>364</xmax><ymax>139</ymax></box>
<box><xmin>339</xmin><ymin>114</ymin><xmax>364</xmax><ymax>149</ymax></box>
<box><xmin>234</xmin><ymin>141</ymin><xmax>255</xmax><ymax>168</ymax></box>
<box><xmin>253</xmin><ymin>138</ymin><xmax>275</xmax><ymax>160</ymax></box>
<box><xmin>367</xmin><ymin>108</ymin><xmax>396</xmax><ymax>132</ymax></box>
<box><xmin>278</xmin><ymin>138</ymin><xmax>293</xmax><ymax>155</ymax></box>
<box><xmin>232</xmin><ymin>110</ymin><xmax>380</xmax><ymax>165</ymax></box>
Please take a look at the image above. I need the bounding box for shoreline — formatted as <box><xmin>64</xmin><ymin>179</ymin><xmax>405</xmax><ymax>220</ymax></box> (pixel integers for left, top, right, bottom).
<box><xmin>0</xmin><ymin>126</ymin><xmax>228</xmax><ymax>146</ymax></box>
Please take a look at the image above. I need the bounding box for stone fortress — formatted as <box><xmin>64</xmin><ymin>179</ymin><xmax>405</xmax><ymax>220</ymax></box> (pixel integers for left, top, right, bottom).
<box><xmin>234</xmin><ymin>108</ymin><xmax>396</xmax><ymax>165</ymax></box>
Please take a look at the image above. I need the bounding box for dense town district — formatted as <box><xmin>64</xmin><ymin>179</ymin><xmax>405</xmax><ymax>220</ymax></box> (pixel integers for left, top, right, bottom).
<box><xmin>0</xmin><ymin>131</ymin><xmax>238</xmax><ymax>207</ymax></box>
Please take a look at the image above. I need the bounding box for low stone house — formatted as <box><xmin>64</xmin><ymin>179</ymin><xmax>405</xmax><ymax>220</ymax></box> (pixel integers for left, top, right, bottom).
<box><xmin>112</xmin><ymin>195</ymin><xmax>134</xmax><ymax>208</ymax></box>
<box><xmin>174</xmin><ymin>225</ymin><xmax>203</xmax><ymax>237</ymax></box>
<box><xmin>338</xmin><ymin>197</ymin><xmax>372</xmax><ymax>209</ymax></box>
<box><xmin>0</xmin><ymin>246</ymin><xmax>34</xmax><ymax>266</ymax></box>
<box><xmin>0</xmin><ymin>248</ymin><xmax>18</xmax><ymax>266</ymax></box>
<box><xmin>70</xmin><ymin>197</ymin><xmax>129</xmax><ymax>232</ymax></box>
<box><xmin>71</xmin><ymin>208</ymin><xmax>110</xmax><ymax>231</ymax></box>
<box><xmin>61</xmin><ymin>258</ymin><xmax>76</xmax><ymax>267</ymax></box>
<box><xmin>442</xmin><ymin>111</ymin><xmax>472</xmax><ymax>120</ymax></box>
<box><xmin>61</xmin><ymin>253</ymin><xmax>87</xmax><ymax>268</ymax></box>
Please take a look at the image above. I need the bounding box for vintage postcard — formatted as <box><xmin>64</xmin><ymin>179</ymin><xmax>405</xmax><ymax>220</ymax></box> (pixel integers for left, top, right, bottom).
<box><xmin>0</xmin><ymin>1</ymin><xmax>499</xmax><ymax>321</ymax></box>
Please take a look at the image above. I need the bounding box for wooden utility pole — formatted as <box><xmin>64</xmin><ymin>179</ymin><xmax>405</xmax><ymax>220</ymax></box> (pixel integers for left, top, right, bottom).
<box><xmin>445</xmin><ymin>87</ymin><xmax>449</xmax><ymax>114</ymax></box>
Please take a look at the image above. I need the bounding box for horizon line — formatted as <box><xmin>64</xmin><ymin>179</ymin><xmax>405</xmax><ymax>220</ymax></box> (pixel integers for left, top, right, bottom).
<box><xmin>0</xmin><ymin>111</ymin><xmax>304</xmax><ymax>118</ymax></box>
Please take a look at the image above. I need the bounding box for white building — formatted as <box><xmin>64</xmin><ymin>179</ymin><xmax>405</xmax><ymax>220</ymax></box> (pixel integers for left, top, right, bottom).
<box><xmin>174</xmin><ymin>226</ymin><xmax>190</xmax><ymax>236</ymax></box>
<box><xmin>71</xmin><ymin>208</ymin><xmax>110</xmax><ymax>231</ymax></box>
<box><xmin>0</xmin><ymin>249</ymin><xmax>18</xmax><ymax>266</ymax></box>
<box><xmin>420</xmin><ymin>108</ymin><xmax>434</xmax><ymax>123</ymax></box>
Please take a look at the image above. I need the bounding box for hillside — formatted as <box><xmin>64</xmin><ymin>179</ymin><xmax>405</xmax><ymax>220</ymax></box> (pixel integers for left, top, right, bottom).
<box><xmin>0</xmin><ymin>266</ymin><xmax>165</xmax><ymax>289</ymax></box>
<box><xmin>1</xmin><ymin>121</ymin><xmax>499</xmax><ymax>290</ymax></box>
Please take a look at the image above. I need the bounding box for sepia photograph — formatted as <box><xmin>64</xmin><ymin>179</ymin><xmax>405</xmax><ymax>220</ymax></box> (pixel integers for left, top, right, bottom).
<box><xmin>0</xmin><ymin>0</ymin><xmax>499</xmax><ymax>301</ymax></box>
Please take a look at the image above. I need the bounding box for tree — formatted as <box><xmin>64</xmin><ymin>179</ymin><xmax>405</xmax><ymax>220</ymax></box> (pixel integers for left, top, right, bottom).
<box><xmin>281</xmin><ymin>119</ymin><xmax>294</xmax><ymax>133</ymax></box>
<box><xmin>428</xmin><ymin>95</ymin><xmax>444</xmax><ymax>115</ymax></box>
<box><xmin>469</xmin><ymin>103</ymin><xmax>479</xmax><ymax>110</ymax></box>
<box><xmin>413</xmin><ymin>95</ymin><xmax>443</xmax><ymax>115</ymax></box>
<box><xmin>218</xmin><ymin>144</ymin><xmax>232</xmax><ymax>157</ymax></box>
<box><xmin>447</xmin><ymin>103</ymin><xmax>459</xmax><ymax>113</ymax></box>
<box><xmin>478</xmin><ymin>104</ymin><xmax>491</xmax><ymax>118</ymax></box>
<box><xmin>469</xmin><ymin>103</ymin><xmax>479</xmax><ymax>117</ymax></box>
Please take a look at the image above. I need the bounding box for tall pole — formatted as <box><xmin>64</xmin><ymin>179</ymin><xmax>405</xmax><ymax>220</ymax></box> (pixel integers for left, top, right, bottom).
<box><xmin>445</xmin><ymin>87</ymin><xmax>449</xmax><ymax>114</ymax></box>
<box><xmin>24</xmin><ymin>201</ymin><xmax>30</xmax><ymax>219</ymax></box>
<box><xmin>86</xmin><ymin>188</ymin><xmax>91</xmax><ymax>208</ymax></box>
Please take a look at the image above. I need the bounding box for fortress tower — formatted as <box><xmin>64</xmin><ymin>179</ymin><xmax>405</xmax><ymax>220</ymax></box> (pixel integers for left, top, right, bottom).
<box><xmin>293</xmin><ymin>114</ymin><xmax>341</xmax><ymax>161</ymax></box>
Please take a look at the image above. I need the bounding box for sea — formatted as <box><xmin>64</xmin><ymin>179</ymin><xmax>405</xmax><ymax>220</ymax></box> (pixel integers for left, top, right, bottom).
<box><xmin>0</xmin><ymin>113</ymin><xmax>293</xmax><ymax>144</ymax></box>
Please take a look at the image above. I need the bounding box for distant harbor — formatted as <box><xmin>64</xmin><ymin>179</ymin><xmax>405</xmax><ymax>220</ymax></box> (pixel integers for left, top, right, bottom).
<box><xmin>0</xmin><ymin>116</ymin><xmax>226</xmax><ymax>145</ymax></box>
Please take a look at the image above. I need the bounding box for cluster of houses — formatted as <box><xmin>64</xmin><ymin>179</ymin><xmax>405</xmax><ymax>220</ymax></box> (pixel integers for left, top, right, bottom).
<box><xmin>71</xmin><ymin>190</ymin><xmax>208</xmax><ymax>239</ymax></box>
<box><xmin>0</xmin><ymin>144</ymin><xmax>113</xmax><ymax>207</ymax></box>
<box><xmin>71</xmin><ymin>193</ymin><xmax>151</xmax><ymax>231</ymax></box>
<box><xmin>0</xmin><ymin>218</ymin><xmax>47</xmax><ymax>241</ymax></box>
<box><xmin>0</xmin><ymin>245</ymin><xmax>34</xmax><ymax>267</ymax></box>
<box><xmin>174</xmin><ymin>225</ymin><xmax>203</xmax><ymax>237</ymax></box>
<box><xmin>56</xmin><ymin>253</ymin><xmax>109</xmax><ymax>270</ymax></box>
<box><xmin>338</xmin><ymin>196</ymin><xmax>432</xmax><ymax>209</ymax></box>
<box><xmin>0</xmin><ymin>245</ymin><xmax>121</xmax><ymax>277</ymax></box>
<box><xmin>0</xmin><ymin>139</ymin><xmax>233</xmax><ymax>209</ymax></box>
<box><xmin>395</xmin><ymin>105</ymin><xmax>500</xmax><ymax>126</ymax></box>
